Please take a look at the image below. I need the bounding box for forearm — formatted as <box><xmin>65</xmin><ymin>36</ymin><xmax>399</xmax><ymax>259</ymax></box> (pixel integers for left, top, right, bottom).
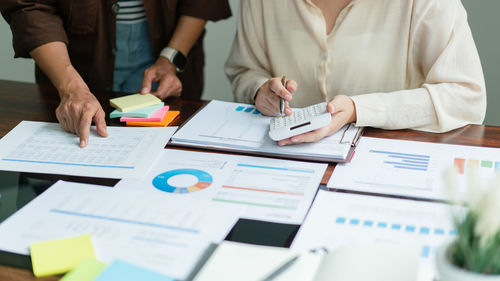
<box><xmin>167</xmin><ymin>15</ymin><xmax>207</xmax><ymax>55</ymax></box>
<box><xmin>29</xmin><ymin>41</ymin><xmax>86</xmax><ymax>98</ymax></box>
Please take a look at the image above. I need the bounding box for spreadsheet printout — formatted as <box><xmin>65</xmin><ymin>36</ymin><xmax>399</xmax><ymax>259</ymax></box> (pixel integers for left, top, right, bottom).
<box><xmin>0</xmin><ymin>121</ymin><xmax>177</xmax><ymax>179</ymax></box>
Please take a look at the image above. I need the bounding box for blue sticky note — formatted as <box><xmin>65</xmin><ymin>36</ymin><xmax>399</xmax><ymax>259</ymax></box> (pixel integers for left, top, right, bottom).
<box><xmin>110</xmin><ymin>103</ymin><xmax>164</xmax><ymax>118</ymax></box>
<box><xmin>94</xmin><ymin>260</ymin><xmax>174</xmax><ymax>281</ymax></box>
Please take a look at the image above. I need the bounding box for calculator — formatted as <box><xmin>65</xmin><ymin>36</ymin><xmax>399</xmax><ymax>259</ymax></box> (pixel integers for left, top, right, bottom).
<box><xmin>269</xmin><ymin>102</ymin><xmax>332</xmax><ymax>141</ymax></box>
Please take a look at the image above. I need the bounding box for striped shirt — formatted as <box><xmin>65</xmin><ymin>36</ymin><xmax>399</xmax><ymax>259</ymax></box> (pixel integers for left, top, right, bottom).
<box><xmin>116</xmin><ymin>0</ymin><xmax>147</xmax><ymax>24</ymax></box>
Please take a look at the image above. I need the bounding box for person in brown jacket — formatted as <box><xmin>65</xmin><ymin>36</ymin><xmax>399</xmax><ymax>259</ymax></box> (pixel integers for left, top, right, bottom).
<box><xmin>1</xmin><ymin>0</ymin><xmax>231</xmax><ymax>147</ymax></box>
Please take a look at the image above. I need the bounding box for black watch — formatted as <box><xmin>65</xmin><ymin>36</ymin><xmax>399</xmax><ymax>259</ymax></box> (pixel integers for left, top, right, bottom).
<box><xmin>160</xmin><ymin>47</ymin><xmax>188</xmax><ymax>73</ymax></box>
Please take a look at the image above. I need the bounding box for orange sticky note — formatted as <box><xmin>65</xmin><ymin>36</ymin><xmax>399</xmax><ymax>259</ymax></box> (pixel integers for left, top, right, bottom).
<box><xmin>126</xmin><ymin>111</ymin><xmax>179</xmax><ymax>127</ymax></box>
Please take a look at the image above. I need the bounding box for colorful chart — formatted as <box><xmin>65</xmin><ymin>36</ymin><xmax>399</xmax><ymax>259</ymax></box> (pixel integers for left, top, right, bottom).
<box><xmin>152</xmin><ymin>169</ymin><xmax>213</xmax><ymax>193</ymax></box>
<box><xmin>454</xmin><ymin>158</ymin><xmax>500</xmax><ymax>174</ymax></box>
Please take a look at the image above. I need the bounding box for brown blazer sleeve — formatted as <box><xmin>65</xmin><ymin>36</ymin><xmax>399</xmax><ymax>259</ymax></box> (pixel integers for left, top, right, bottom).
<box><xmin>0</xmin><ymin>0</ymin><xmax>68</xmax><ymax>58</ymax></box>
<box><xmin>177</xmin><ymin>0</ymin><xmax>231</xmax><ymax>21</ymax></box>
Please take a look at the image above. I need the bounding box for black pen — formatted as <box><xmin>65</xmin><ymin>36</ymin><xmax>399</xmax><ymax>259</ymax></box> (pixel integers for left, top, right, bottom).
<box><xmin>261</xmin><ymin>255</ymin><xmax>298</xmax><ymax>281</ymax></box>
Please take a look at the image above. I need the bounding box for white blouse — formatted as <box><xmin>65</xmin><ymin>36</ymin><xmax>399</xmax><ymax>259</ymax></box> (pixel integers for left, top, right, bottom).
<box><xmin>225</xmin><ymin>0</ymin><xmax>486</xmax><ymax>132</ymax></box>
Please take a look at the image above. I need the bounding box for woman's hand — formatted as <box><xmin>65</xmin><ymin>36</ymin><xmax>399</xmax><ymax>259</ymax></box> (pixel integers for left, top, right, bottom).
<box><xmin>255</xmin><ymin>77</ymin><xmax>297</xmax><ymax>116</ymax></box>
<box><xmin>278</xmin><ymin>95</ymin><xmax>357</xmax><ymax>146</ymax></box>
<box><xmin>141</xmin><ymin>57</ymin><xmax>182</xmax><ymax>99</ymax></box>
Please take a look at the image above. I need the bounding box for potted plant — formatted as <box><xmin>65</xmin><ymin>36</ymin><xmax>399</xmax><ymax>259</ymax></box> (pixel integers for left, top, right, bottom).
<box><xmin>438</xmin><ymin>168</ymin><xmax>500</xmax><ymax>280</ymax></box>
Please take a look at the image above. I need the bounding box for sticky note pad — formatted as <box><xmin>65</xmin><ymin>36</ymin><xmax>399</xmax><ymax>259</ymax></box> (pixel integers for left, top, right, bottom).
<box><xmin>94</xmin><ymin>260</ymin><xmax>174</xmax><ymax>281</ymax></box>
<box><xmin>110</xmin><ymin>103</ymin><xmax>164</xmax><ymax>118</ymax></box>
<box><xmin>126</xmin><ymin>110</ymin><xmax>179</xmax><ymax>127</ymax></box>
<box><xmin>30</xmin><ymin>234</ymin><xmax>96</xmax><ymax>277</ymax></box>
<box><xmin>120</xmin><ymin>106</ymin><xmax>169</xmax><ymax>122</ymax></box>
<box><xmin>109</xmin><ymin>93</ymin><xmax>161</xmax><ymax>112</ymax></box>
<box><xmin>61</xmin><ymin>258</ymin><xmax>106</xmax><ymax>281</ymax></box>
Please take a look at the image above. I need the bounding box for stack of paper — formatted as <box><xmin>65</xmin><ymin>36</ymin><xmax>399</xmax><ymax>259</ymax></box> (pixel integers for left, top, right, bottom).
<box><xmin>109</xmin><ymin>93</ymin><xmax>179</xmax><ymax>127</ymax></box>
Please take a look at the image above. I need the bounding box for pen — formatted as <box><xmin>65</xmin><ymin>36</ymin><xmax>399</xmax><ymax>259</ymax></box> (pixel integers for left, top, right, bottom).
<box><xmin>260</xmin><ymin>255</ymin><xmax>298</xmax><ymax>281</ymax></box>
<box><xmin>280</xmin><ymin>76</ymin><xmax>287</xmax><ymax>117</ymax></box>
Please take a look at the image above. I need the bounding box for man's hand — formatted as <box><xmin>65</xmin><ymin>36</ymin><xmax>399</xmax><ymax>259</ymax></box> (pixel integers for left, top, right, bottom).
<box><xmin>255</xmin><ymin>77</ymin><xmax>297</xmax><ymax>116</ymax></box>
<box><xmin>278</xmin><ymin>95</ymin><xmax>357</xmax><ymax>146</ymax></box>
<box><xmin>29</xmin><ymin>41</ymin><xmax>108</xmax><ymax>148</ymax></box>
<box><xmin>141</xmin><ymin>57</ymin><xmax>182</xmax><ymax>99</ymax></box>
<box><xmin>56</xmin><ymin>86</ymin><xmax>107</xmax><ymax>148</ymax></box>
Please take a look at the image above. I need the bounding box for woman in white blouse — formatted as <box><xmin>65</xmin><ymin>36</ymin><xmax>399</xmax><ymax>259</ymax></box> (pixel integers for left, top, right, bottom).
<box><xmin>225</xmin><ymin>0</ymin><xmax>486</xmax><ymax>146</ymax></box>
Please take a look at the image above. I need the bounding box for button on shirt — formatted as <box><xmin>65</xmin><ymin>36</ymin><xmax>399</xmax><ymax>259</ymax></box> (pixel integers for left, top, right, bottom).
<box><xmin>225</xmin><ymin>0</ymin><xmax>486</xmax><ymax>133</ymax></box>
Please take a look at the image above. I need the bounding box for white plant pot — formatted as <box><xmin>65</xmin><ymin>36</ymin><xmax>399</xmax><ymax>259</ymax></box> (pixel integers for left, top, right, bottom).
<box><xmin>437</xmin><ymin>244</ymin><xmax>500</xmax><ymax>281</ymax></box>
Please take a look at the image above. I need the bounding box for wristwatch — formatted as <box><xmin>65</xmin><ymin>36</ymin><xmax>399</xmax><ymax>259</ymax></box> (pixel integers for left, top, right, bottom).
<box><xmin>159</xmin><ymin>47</ymin><xmax>188</xmax><ymax>73</ymax></box>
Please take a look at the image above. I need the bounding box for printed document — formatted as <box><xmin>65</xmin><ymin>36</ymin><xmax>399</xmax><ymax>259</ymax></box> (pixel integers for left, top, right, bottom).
<box><xmin>171</xmin><ymin>101</ymin><xmax>361</xmax><ymax>162</ymax></box>
<box><xmin>0</xmin><ymin>121</ymin><xmax>176</xmax><ymax>179</ymax></box>
<box><xmin>329</xmin><ymin>137</ymin><xmax>500</xmax><ymax>200</ymax></box>
<box><xmin>193</xmin><ymin>241</ymin><xmax>419</xmax><ymax>281</ymax></box>
<box><xmin>115</xmin><ymin>149</ymin><xmax>327</xmax><ymax>224</ymax></box>
<box><xmin>292</xmin><ymin>190</ymin><xmax>460</xmax><ymax>281</ymax></box>
<box><xmin>0</xmin><ymin>181</ymin><xmax>239</xmax><ymax>280</ymax></box>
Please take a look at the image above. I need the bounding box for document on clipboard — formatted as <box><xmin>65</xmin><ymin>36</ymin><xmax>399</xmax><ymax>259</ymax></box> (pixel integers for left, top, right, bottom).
<box><xmin>170</xmin><ymin>100</ymin><xmax>363</xmax><ymax>163</ymax></box>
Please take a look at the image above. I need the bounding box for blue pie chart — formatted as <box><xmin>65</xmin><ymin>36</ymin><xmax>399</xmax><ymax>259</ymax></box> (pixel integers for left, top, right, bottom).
<box><xmin>152</xmin><ymin>169</ymin><xmax>213</xmax><ymax>193</ymax></box>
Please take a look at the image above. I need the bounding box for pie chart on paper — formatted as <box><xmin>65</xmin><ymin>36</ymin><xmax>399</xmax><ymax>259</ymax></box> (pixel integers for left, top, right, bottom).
<box><xmin>152</xmin><ymin>168</ymin><xmax>213</xmax><ymax>193</ymax></box>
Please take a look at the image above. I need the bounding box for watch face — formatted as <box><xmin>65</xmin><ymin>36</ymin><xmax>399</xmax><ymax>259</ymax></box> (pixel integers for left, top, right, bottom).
<box><xmin>172</xmin><ymin>52</ymin><xmax>187</xmax><ymax>72</ymax></box>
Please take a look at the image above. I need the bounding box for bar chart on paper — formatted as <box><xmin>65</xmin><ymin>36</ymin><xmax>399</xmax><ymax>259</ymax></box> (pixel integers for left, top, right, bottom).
<box><xmin>291</xmin><ymin>191</ymin><xmax>459</xmax><ymax>281</ymax></box>
<box><xmin>329</xmin><ymin>137</ymin><xmax>500</xmax><ymax>200</ymax></box>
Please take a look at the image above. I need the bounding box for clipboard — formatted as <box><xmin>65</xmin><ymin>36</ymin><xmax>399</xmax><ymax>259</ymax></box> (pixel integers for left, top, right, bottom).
<box><xmin>169</xmin><ymin>100</ymin><xmax>363</xmax><ymax>163</ymax></box>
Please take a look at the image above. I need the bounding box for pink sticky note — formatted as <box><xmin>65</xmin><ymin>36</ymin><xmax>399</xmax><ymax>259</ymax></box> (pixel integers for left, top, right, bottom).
<box><xmin>120</xmin><ymin>106</ymin><xmax>169</xmax><ymax>122</ymax></box>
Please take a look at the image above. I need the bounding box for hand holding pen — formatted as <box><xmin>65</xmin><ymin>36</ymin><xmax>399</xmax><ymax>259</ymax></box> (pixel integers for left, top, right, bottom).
<box><xmin>254</xmin><ymin>76</ymin><xmax>297</xmax><ymax>117</ymax></box>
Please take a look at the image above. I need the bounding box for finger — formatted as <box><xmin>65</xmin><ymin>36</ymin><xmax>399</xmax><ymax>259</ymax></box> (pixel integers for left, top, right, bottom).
<box><xmin>278</xmin><ymin>137</ymin><xmax>294</xmax><ymax>146</ymax></box>
<box><xmin>289</xmin><ymin>127</ymin><xmax>329</xmax><ymax>144</ymax></box>
<box><xmin>69</xmin><ymin>104</ymin><xmax>81</xmax><ymax>134</ymax></box>
<box><xmin>284</xmin><ymin>103</ymin><xmax>293</xmax><ymax>116</ymax></box>
<box><xmin>78</xmin><ymin>111</ymin><xmax>93</xmax><ymax>148</ymax></box>
<box><xmin>141</xmin><ymin>68</ymin><xmax>155</xmax><ymax>94</ymax></box>
<box><xmin>155</xmin><ymin>77</ymin><xmax>174</xmax><ymax>100</ymax></box>
<box><xmin>285</xmin><ymin>80</ymin><xmax>298</xmax><ymax>94</ymax></box>
<box><xmin>327</xmin><ymin>100</ymin><xmax>336</xmax><ymax>114</ymax></box>
<box><xmin>269</xmin><ymin>79</ymin><xmax>292</xmax><ymax>101</ymax></box>
<box><xmin>94</xmin><ymin>108</ymin><xmax>108</xmax><ymax>137</ymax></box>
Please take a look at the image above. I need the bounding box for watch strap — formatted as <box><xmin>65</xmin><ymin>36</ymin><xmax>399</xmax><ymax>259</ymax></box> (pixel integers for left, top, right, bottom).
<box><xmin>159</xmin><ymin>47</ymin><xmax>187</xmax><ymax>73</ymax></box>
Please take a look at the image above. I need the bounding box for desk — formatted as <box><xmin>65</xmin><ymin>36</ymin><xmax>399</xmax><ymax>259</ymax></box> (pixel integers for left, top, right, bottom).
<box><xmin>0</xmin><ymin>79</ymin><xmax>499</xmax><ymax>280</ymax></box>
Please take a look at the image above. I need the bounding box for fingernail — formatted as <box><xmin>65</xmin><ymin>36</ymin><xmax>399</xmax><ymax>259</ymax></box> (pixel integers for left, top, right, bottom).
<box><xmin>291</xmin><ymin>138</ymin><xmax>300</xmax><ymax>143</ymax></box>
<box><xmin>285</xmin><ymin>94</ymin><xmax>292</xmax><ymax>101</ymax></box>
<box><xmin>141</xmin><ymin>87</ymin><xmax>148</xmax><ymax>93</ymax></box>
<box><xmin>80</xmin><ymin>140</ymin><xmax>87</xmax><ymax>147</ymax></box>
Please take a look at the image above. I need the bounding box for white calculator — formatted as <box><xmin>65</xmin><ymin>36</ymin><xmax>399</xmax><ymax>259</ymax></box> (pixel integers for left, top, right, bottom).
<box><xmin>269</xmin><ymin>102</ymin><xmax>332</xmax><ymax>141</ymax></box>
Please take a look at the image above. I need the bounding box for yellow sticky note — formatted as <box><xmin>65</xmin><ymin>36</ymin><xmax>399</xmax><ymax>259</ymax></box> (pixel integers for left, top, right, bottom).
<box><xmin>30</xmin><ymin>234</ymin><xmax>96</xmax><ymax>277</ymax></box>
<box><xmin>126</xmin><ymin>110</ymin><xmax>180</xmax><ymax>127</ymax></box>
<box><xmin>61</xmin><ymin>258</ymin><xmax>106</xmax><ymax>281</ymax></box>
<box><xmin>110</xmin><ymin>93</ymin><xmax>162</xmax><ymax>112</ymax></box>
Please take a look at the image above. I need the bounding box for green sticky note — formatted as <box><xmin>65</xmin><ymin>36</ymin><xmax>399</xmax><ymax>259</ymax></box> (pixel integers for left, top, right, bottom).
<box><xmin>61</xmin><ymin>258</ymin><xmax>106</xmax><ymax>281</ymax></box>
<box><xmin>30</xmin><ymin>234</ymin><xmax>96</xmax><ymax>277</ymax></box>
<box><xmin>110</xmin><ymin>103</ymin><xmax>164</xmax><ymax>118</ymax></box>
<box><xmin>110</xmin><ymin>93</ymin><xmax>161</xmax><ymax>112</ymax></box>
